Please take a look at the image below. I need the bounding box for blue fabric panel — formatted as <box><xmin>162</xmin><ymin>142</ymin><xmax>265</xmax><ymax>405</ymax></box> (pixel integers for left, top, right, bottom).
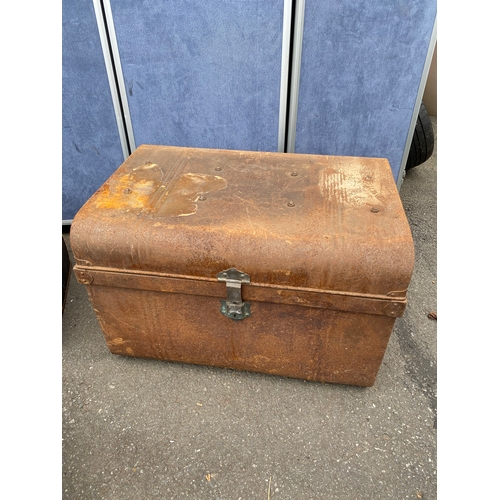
<box><xmin>295</xmin><ymin>0</ymin><xmax>436</xmax><ymax>180</ymax></box>
<box><xmin>110</xmin><ymin>0</ymin><xmax>283</xmax><ymax>152</ymax></box>
<box><xmin>62</xmin><ymin>0</ymin><xmax>125</xmax><ymax>220</ymax></box>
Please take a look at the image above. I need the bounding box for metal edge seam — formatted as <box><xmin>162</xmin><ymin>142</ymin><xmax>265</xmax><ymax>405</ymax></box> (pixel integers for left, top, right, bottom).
<box><xmin>73</xmin><ymin>265</ymin><xmax>408</xmax><ymax>303</ymax></box>
<box><xmin>74</xmin><ymin>266</ymin><xmax>406</xmax><ymax>318</ymax></box>
<box><xmin>397</xmin><ymin>16</ymin><xmax>437</xmax><ymax>189</ymax></box>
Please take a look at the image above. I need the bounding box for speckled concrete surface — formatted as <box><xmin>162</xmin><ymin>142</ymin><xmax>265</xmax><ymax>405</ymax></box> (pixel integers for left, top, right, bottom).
<box><xmin>62</xmin><ymin>118</ymin><xmax>437</xmax><ymax>499</ymax></box>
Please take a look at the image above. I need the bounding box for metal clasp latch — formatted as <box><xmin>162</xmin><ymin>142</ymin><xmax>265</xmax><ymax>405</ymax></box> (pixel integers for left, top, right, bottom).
<box><xmin>217</xmin><ymin>268</ymin><xmax>251</xmax><ymax>321</ymax></box>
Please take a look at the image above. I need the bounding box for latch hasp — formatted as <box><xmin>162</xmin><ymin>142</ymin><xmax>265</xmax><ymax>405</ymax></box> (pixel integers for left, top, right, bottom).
<box><xmin>217</xmin><ymin>268</ymin><xmax>251</xmax><ymax>321</ymax></box>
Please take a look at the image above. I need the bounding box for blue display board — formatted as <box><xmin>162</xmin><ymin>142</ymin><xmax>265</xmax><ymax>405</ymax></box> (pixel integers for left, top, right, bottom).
<box><xmin>62</xmin><ymin>0</ymin><xmax>125</xmax><ymax>221</ymax></box>
<box><xmin>109</xmin><ymin>0</ymin><xmax>285</xmax><ymax>152</ymax></box>
<box><xmin>294</xmin><ymin>0</ymin><xmax>436</xmax><ymax>180</ymax></box>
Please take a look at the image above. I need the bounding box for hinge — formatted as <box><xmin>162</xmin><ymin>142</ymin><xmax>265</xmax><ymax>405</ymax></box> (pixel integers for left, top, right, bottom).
<box><xmin>217</xmin><ymin>268</ymin><xmax>251</xmax><ymax>321</ymax></box>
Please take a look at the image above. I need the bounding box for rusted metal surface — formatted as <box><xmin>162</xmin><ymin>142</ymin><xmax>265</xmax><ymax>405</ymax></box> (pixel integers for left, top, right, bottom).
<box><xmin>72</xmin><ymin>266</ymin><xmax>406</xmax><ymax>318</ymax></box>
<box><xmin>71</xmin><ymin>145</ymin><xmax>414</xmax><ymax>386</ymax></box>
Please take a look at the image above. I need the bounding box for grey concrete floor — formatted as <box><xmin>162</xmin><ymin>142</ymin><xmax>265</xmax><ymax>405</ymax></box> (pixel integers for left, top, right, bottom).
<box><xmin>62</xmin><ymin>117</ymin><xmax>437</xmax><ymax>499</ymax></box>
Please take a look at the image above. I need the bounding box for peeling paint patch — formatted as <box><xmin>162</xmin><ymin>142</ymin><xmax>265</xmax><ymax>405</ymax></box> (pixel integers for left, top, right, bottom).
<box><xmin>151</xmin><ymin>173</ymin><xmax>227</xmax><ymax>217</ymax></box>
<box><xmin>133</xmin><ymin>162</ymin><xmax>159</xmax><ymax>171</ymax></box>
<box><xmin>319</xmin><ymin>167</ymin><xmax>343</xmax><ymax>203</ymax></box>
<box><xmin>108</xmin><ymin>337</ymin><xmax>126</xmax><ymax>346</ymax></box>
<box><xmin>93</xmin><ymin>158</ymin><xmax>227</xmax><ymax>217</ymax></box>
<box><xmin>319</xmin><ymin>165</ymin><xmax>381</xmax><ymax>206</ymax></box>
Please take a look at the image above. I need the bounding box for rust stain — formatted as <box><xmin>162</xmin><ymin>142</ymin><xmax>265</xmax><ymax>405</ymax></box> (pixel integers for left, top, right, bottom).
<box><xmin>95</xmin><ymin>173</ymin><xmax>157</xmax><ymax>210</ymax></box>
<box><xmin>151</xmin><ymin>173</ymin><xmax>227</xmax><ymax>217</ymax></box>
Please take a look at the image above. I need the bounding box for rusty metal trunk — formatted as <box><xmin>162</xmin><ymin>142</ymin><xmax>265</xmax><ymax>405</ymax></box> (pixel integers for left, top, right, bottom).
<box><xmin>70</xmin><ymin>145</ymin><xmax>414</xmax><ymax>386</ymax></box>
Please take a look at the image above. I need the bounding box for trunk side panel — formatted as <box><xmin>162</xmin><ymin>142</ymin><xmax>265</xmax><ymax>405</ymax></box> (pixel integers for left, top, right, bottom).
<box><xmin>88</xmin><ymin>285</ymin><xmax>396</xmax><ymax>387</ymax></box>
